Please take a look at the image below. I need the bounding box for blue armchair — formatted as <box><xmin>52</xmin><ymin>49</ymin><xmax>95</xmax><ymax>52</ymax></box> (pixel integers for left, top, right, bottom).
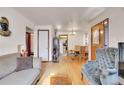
<box><xmin>81</xmin><ymin>47</ymin><xmax>119</xmax><ymax>85</ymax></box>
<box><xmin>81</xmin><ymin>60</ymin><xmax>100</xmax><ymax>85</ymax></box>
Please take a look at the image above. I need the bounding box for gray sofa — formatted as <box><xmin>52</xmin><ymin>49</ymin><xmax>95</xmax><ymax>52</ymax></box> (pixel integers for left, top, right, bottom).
<box><xmin>0</xmin><ymin>53</ymin><xmax>41</xmax><ymax>85</ymax></box>
<box><xmin>81</xmin><ymin>47</ymin><xmax>119</xmax><ymax>85</ymax></box>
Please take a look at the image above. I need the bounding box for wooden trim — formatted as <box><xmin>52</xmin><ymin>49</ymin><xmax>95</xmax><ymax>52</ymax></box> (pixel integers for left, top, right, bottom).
<box><xmin>91</xmin><ymin>18</ymin><xmax>109</xmax><ymax>29</ymax></box>
<box><xmin>91</xmin><ymin>18</ymin><xmax>109</xmax><ymax>61</ymax></box>
<box><xmin>37</xmin><ymin>30</ymin><xmax>49</xmax><ymax>61</ymax></box>
<box><xmin>26</xmin><ymin>32</ymin><xmax>31</xmax><ymax>56</ymax></box>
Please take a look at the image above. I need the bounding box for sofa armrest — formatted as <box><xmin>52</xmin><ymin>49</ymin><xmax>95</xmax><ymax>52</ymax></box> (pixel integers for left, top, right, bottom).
<box><xmin>33</xmin><ymin>57</ymin><xmax>41</xmax><ymax>69</ymax></box>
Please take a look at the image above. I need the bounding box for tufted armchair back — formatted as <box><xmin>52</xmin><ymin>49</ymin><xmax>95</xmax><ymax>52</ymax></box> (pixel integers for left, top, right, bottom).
<box><xmin>106</xmin><ymin>47</ymin><xmax>119</xmax><ymax>68</ymax></box>
<box><xmin>96</xmin><ymin>47</ymin><xmax>119</xmax><ymax>70</ymax></box>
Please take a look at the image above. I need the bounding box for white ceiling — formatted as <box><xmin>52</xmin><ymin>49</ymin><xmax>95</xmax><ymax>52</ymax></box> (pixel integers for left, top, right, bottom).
<box><xmin>13</xmin><ymin>7</ymin><xmax>105</xmax><ymax>31</ymax></box>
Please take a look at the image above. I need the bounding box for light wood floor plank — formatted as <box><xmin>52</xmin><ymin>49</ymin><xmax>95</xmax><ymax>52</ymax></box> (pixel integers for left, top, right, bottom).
<box><xmin>37</xmin><ymin>56</ymin><xmax>86</xmax><ymax>85</ymax></box>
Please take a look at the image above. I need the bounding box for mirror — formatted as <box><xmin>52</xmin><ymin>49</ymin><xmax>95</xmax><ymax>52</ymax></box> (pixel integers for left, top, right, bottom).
<box><xmin>0</xmin><ymin>17</ymin><xmax>11</xmax><ymax>37</ymax></box>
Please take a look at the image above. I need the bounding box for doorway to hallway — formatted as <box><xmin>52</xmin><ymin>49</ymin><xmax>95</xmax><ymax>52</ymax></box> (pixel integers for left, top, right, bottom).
<box><xmin>59</xmin><ymin>34</ymin><xmax>68</xmax><ymax>56</ymax></box>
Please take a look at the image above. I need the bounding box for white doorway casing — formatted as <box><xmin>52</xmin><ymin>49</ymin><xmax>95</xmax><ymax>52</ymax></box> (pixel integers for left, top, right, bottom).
<box><xmin>34</xmin><ymin>25</ymin><xmax>54</xmax><ymax>61</ymax></box>
<box><xmin>38</xmin><ymin>30</ymin><xmax>49</xmax><ymax>61</ymax></box>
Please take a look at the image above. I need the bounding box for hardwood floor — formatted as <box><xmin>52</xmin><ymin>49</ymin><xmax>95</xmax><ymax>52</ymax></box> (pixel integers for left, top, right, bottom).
<box><xmin>37</xmin><ymin>56</ymin><xmax>87</xmax><ymax>85</ymax></box>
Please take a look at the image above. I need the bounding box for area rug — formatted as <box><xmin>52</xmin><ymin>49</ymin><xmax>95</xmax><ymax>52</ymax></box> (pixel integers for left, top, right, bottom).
<box><xmin>50</xmin><ymin>75</ymin><xmax>72</xmax><ymax>85</ymax></box>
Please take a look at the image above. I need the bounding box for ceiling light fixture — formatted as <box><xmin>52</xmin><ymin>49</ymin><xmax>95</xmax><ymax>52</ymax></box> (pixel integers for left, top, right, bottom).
<box><xmin>69</xmin><ymin>28</ymin><xmax>76</xmax><ymax>35</ymax></box>
<box><xmin>56</xmin><ymin>24</ymin><xmax>62</xmax><ymax>30</ymax></box>
<box><xmin>69</xmin><ymin>22</ymin><xmax>77</xmax><ymax>35</ymax></box>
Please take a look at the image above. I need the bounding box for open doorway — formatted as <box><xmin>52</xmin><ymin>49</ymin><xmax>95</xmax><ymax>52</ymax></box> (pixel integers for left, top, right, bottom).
<box><xmin>59</xmin><ymin>34</ymin><xmax>68</xmax><ymax>56</ymax></box>
<box><xmin>26</xmin><ymin>27</ymin><xmax>34</xmax><ymax>56</ymax></box>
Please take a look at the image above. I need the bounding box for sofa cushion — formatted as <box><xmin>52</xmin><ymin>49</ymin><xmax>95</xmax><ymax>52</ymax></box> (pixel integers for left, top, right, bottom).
<box><xmin>0</xmin><ymin>53</ymin><xmax>18</xmax><ymax>79</ymax></box>
<box><xmin>16</xmin><ymin>57</ymin><xmax>33</xmax><ymax>72</ymax></box>
<box><xmin>0</xmin><ymin>68</ymin><xmax>40</xmax><ymax>85</ymax></box>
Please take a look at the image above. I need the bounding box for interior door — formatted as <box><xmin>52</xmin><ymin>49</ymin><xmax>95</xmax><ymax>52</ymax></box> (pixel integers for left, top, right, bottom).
<box><xmin>91</xmin><ymin>24</ymin><xmax>104</xmax><ymax>60</ymax></box>
<box><xmin>91</xmin><ymin>18</ymin><xmax>109</xmax><ymax>61</ymax></box>
<box><xmin>38</xmin><ymin>30</ymin><xmax>49</xmax><ymax>61</ymax></box>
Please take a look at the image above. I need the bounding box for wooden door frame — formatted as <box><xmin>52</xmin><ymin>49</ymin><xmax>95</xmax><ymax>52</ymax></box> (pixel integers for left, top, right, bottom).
<box><xmin>26</xmin><ymin>32</ymin><xmax>31</xmax><ymax>56</ymax></box>
<box><xmin>91</xmin><ymin>18</ymin><xmax>109</xmax><ymax>61</ymax></box>
<box><xmin>37</xmin><ymin>29</ymin><xmax>49</xmax><ymax>61</ymax></box>
<box><xmin>91</xmin><ymin>18</ymin><xmax>109</xmax><ymax>46</ymax></box>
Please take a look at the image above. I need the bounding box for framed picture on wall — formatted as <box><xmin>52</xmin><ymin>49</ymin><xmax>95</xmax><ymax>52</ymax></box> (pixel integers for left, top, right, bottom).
<box><xmin>92</xmin><ymin>28</ymin><xmax>99</xmax><ymax>44</ymax></box>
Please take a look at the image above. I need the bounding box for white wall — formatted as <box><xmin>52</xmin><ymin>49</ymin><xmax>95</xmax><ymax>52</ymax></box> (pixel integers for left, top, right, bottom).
<box><xmin>88</xmin><ymin>8</ymin><xmax>124</xmax><ymax>60</ymax></box>
<box><xmin>0</xmin><ymin>8</ymin><xmax>35</xmax><ymax>56</ymax></box>
<box><xmin>68</xmin><ymin>32</ymin><xmax>86</xmax><ymax>50</ymax></box>
<box><xmin>34</xmin><ymin>25</ymin><xmax>54</xmax><ymax>61</ymax></box>
<box><xmin>57</xmin><ymin>31</ymin><xmax>87</xmax><ymax>50</ymax></box>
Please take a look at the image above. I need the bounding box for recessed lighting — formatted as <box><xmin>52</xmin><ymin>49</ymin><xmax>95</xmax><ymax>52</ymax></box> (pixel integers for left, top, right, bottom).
<box><xmin>56</xmin><ymin>25</ymin><xmax>62</xmax><ymax>30</ymax></box>
<box><xmin>72</xmin><ymin>31</ymin><xmax>76</xmax><ymax>35</ymax></box>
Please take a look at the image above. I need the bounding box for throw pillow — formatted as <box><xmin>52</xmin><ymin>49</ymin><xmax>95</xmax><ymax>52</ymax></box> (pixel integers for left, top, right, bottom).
<box><xmin>16</xmin><ymin>56</ymin><xmax>33</xmax><ymax>72</ymax></box>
